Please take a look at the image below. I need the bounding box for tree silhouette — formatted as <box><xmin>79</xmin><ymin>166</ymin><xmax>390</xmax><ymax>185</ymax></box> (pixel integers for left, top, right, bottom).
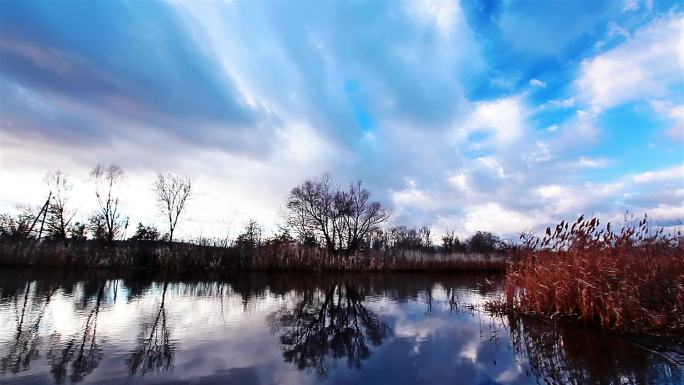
<box><xmin>44</xmin><ymin>170</ymin><xmax>77</xmax><ymax>240</ymax></box>
<box><xmin>47</xmin><ymin>283</ymin><xmax>108</xmax><ymax>383</ymax></box>
<box><xmin>90</xmin><ymin>164</ymin><xmax>126</xmax><ymax>242</ymax></box>
<box><xmin>153</xmin><ymin>173</ymin><xmax>192</xmax><ymax>243</ymax></box>
<box><xmin>268</xmin><ymin>282</ymin><xmax>390</xmax><ymax>376</ymax></box>
<box><xmin>285</xmin><ymin>175</ymin><xmax>389</xmax><ymax>255</ymax></box>
<box><xmin>0</xmin><ymin>282</ymin><xmax>56</xmax><ymax>374</ymax></box>
<box><xmin>126</xmin><ymin>282</ymin><xmax>175</xmax><ymax>375</ymax></box>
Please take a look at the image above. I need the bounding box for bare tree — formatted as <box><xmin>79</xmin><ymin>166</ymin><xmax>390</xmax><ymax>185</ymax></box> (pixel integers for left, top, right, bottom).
<box><xmin>0</xmin><ymin>206</ymin><xmax>38</xmax><ymax>240</ymax></box>
<box><xmin>442</xmin><ymin>228</ymin><xmax>456</xmax><ymax>252</ymax></box>
<box><xmin>285</xmin><ymin>174</ymin><xmax>390</xmax><ymax>255</ymax></box>
<box><xmin>90</xmin><ymin>164</ymin><xmax>126</xmax><ymax>243</ymax></box>
<box><xmin>44</xmin><ymin>171</ymin><xmax>76</xmax><ymax>240</ymax></box>
<box><xmin>235</xmin><ymin>218</ymin><xmax>262</xmax><ymax>249</ymax></box>
<box><xmin>339</xmin><ymin>181</ymin><xmax>391</xmax><ymax>254</ymax></box>
<box><xmin>153</xmin><ymin>173</ymin><xmax>192</xmax><ymax>243</ymax></box>
<box><xmin>285</xmin><ymin>174</ymin><xmax>340</xmax><ymax>254</ymax></box>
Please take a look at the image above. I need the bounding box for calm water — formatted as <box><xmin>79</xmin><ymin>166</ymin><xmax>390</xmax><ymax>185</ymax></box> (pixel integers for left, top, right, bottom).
<box><xmin>0</xmin><ymin>269</ymin><xmax>681</xmax><ymax>385</ymax></box>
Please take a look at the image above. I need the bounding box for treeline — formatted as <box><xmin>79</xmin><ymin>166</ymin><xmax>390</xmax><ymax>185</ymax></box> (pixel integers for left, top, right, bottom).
<box><xmin>190</xmin><ymin>222</ymin><xmax>506</xmax><ymax>255</ymax></box>
<box><xmin>0</xmin><ymin>171</ymin><xmax>509</xmax><ymax>271</ymax></box>
<box><xmin>1</xmin><ymin>216</ymin><xmax>506</xmax><ymax>257</ymax></box>
<box><xmin>1</xmin><ymin>212</ymin><xmax>505</xmax><ymax>256</ymax></box>
<box><xmin>0</xmin><ymin>165</ymin><xmax>191</xmax><ymax>244</ymax></box>
<box><xmin>1</xmin><ymin>170</ymin><xmax>509</xmax><ymax>255</ymax></box>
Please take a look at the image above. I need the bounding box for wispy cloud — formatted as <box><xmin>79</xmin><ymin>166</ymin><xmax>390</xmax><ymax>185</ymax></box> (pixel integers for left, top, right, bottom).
<box><xmin>1</xmin><ymin>0</ymin><xmax>682</xmax><ymax>239</ymax></box>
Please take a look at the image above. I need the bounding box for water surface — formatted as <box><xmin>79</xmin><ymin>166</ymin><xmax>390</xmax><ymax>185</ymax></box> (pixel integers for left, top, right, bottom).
<box><xmin>0</xmin><ymin>269</ymin><xmax>681</xmax><ymax>385</ymax></box>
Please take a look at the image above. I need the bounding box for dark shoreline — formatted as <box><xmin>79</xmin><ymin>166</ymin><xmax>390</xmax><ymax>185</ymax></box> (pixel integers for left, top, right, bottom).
<box><xmin>0</xmin><ymin>239</ymin><xmax>507</xmax><ymax>272</ymax></box>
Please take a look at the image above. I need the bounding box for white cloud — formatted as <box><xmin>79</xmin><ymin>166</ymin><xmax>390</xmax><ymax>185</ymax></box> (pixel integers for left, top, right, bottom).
<box><xmin>537</xmin><ymin>184</ymin><xmax>563</xmax><ymax>199</ymax></box>
<box><xmin>666</xmin><ymin>125</ymin><xmax>684</xmax><ymax>141</ymax></box>
<box><xmin>529</xmin><ymin>78</ymin><xmax>546</xmax><ymax>88</ymax></box>
<box><xmin>447</xmin><ymin>172</ymin><xmax>470</xmax><ymax>193</ymax></box>
<box><xmin>546</xmin><ymin>109</ymin><xmax>600</xmax><ymax>151</ymax></box>
<box><xmin>535</xmin><ymin>184</ymin><xmax>588</xmax><ymax>215</ymax></box>
<box><xmin>650</xmin><ymin>100</ymin><xmax>684</xmax><ymax>141</ymax></box>
<box><xmin>549</xmin><ymin>98</ymin><xmax>576</xmax><ymax>108</ymax></box>
<box><xmin>577</xmin><ymin>15</ymin><xmax>684</xmax><ymax>112</ymax></box>
<box><xmin>623</xmin><ymin>0</ymin><xmax>639</xmax><ymax>12</ymax></box>
<box><xmin>455</xmin><ymin>97</ymin><xmax>527</xmax><ymax>147</ymax></box>
<box><xmin>0</xmin><ymin>115</ymin><xmax>338</xmax><ymax>240</ymax></box>
<box><xmin>391</xmin><ymin>178</ymin><xmax>429</xmax><ymax>206</ymax></box>
<box><xmin>607</xmin><ymin>22</ymin><xmax>630</xmax><ymax>39</ymax></box>
<box><xmin>641</xmin><ymin>203</ymin><xmax>684</xmax><ymax>222</ymax></box>
<box><xmin>2</xmin><ymin>2</ymin><xmax>682</xmax><ymax>245</ymax></box>
<box><xmin>523</xmin><ymin>141</ymin><xmax>552</xmax><ymax>163</ymax></box>
<box><xmin>409</xmin><ymin>0</ymin><xmax>462</xmax><ymax>36</ymax></box>
<box><xmin>461</xmin><ymin>203</ymin><xmax>549</xmax><ymax>237</ymax></box>
<box><xmin>578</xmin><ymin>156</ymin><xmax>609</xmax><ymax>168</ymax></box>
<box><xmin>633</xmin><ymin>164</ymin><xmax>684</xmax><ymax>183</ymax></box>
<box><xmin>390</xmin><ymin>178</ymin><xmax>446</xmax><ymax>220</ymax></box>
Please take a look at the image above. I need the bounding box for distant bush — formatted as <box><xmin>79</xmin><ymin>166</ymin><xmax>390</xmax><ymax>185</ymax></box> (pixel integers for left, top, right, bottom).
<box><xmin>68</xmin><ymin>222</ymin><xmax>88</xmax><ymax>241</ymax></box>
<box><xmin>367</xmin><ymin>225</ymin><xmax>434</xmax><ymax>252</ymax></box>
<box><xmin>441</xmin><ymin>229</ymin><xmax>467</xmax><ymax>253</ymax></box>
<box><xmin>129</xmin><ymin>223</ymin><xmax>160</xmax><ymax>241</ymax></box>
<box><xmin>467</xmin><ymin>231</ymin><xmax>502</xmax><ymax>254</ymax></box>
<box><xmin>234</xmin><ymin>219</ymin><xmax>262</xmax><ymax>250</ymax></box>
<box><xmin>88</xmin><ymin>213</ymin><xmax>110</xmax><ymax>242</ymax></box>
<box><xmin>0</xmin><ymin>212</ymin><xmax>34</xmax><ymax>241</ymax></box>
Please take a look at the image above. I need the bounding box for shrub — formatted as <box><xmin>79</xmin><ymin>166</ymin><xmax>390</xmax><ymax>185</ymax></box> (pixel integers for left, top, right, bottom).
<box><xmin>467</xmin><ymin>231</ymin><xmax>502</xmax><ymax>254</ymax></box>
<box><xmin>129</xmin><ymin>223</ymin><xmax>160</xmax><ymax>241</ymax></box>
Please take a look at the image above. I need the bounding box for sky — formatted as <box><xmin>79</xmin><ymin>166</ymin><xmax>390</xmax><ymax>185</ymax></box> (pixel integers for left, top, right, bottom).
<box><xmin>0</xmin><ymin>0</ymin><xmax>683</xmax><ymax>241</ymax></box>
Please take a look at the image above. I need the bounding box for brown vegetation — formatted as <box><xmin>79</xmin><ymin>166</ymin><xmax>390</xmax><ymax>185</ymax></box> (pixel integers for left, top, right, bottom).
<box><xmin>0</xmin><ymin>239</ymin><xmax>505</xmax><ymax>272</ymax></box>
<box><xmin>487</xmin><ymin>215</ymin><xmax>684</xmax><ymax>335</ymax></box>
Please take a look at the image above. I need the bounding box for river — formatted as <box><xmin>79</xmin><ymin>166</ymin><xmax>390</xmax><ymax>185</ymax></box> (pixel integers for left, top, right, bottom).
<box><xmin>0</xmin><ymin>269</ymin><xmax>680</xmax><ymax>384</ymax></box>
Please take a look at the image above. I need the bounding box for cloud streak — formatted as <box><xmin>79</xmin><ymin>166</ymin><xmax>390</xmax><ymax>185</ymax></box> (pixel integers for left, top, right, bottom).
<box><xmin>1</xmin><ymin>0</ymin><xmax>682</xmax><ymax>240</ymax></box>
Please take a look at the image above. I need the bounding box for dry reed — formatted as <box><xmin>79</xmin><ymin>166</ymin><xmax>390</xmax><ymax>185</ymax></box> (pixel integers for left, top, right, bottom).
<box><xmin>0</xmin><ymin>239</ymin><xmax>505</xmax><ymax>272</ymax></box>
<box><xmin>488</xmin><ymin>215</ymin><xmax>684</xmax><ymax>335</ymax></box>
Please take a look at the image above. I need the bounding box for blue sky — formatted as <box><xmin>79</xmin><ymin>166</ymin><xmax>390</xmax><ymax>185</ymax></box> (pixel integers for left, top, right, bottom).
<box><xmin>1</xmin><ymin>0</ymin><xmax>682</xmax><ymax>240</ymax></box>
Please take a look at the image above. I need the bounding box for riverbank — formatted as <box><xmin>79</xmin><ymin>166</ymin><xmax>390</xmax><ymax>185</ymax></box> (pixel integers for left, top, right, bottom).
<box><xmin>0</xmin><ymin>239</ymin><xmax>506</xmax><ymax>272</ymax></box>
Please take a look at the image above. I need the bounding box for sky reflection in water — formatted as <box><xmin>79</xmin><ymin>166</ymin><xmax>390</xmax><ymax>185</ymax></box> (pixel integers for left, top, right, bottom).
<box><xmin>0</xmin><ymin>270</ymin><xmax>681</xmax><ymax>385</ymax></box>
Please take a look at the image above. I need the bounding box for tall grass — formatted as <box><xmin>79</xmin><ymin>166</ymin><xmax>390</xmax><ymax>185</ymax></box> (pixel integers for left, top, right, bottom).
<box><xmin>489</xmin><ymin>215</ymin><xmax>684</xmax><ymax>335</ymax></box>
<box><xmin>0</xmin><ymin>239</ymin><xmax>505</xmax><ymax>272</ymax></box>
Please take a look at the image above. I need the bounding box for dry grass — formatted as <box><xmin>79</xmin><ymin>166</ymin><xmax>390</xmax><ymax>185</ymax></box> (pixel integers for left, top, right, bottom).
<box><xmin>249</xmin><ymin>244</ymin><xmax>505</xmax><ymax>271</ymax></box>
<box><xmin>0</xmin><ymin>240</ymin><xmax>505</xmax><ymax>272</ymax></box>
<box><xmin>488</xmin><ymin>215</ymin><xmax>684</xmax><ymax>335</ymax></box>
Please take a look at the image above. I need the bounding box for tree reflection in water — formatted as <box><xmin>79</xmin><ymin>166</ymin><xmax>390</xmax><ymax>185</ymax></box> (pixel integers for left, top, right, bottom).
<box><xmin>126</xmin><ymin>282</ymin><xmax>174</xmax><ymax>375</ymax></box>
<box><xmin>0</xmin><ymin>270</ymin><xmax>681</xmax><ymax>385</ymax></box>
<box><xmin>47</xmin><ymin>282</ymin><xmax>108</xmax><ymax>383</ymax></box>
<box><xmin>506</xmin><ymin>315</ymin><xmax>683</xmax><ymax>385</ymax></box>
<box><xmin>268</xmin><ymin>282</ymin><xmax>391</xmax><ymax>376</ymax></box>
<box><xmin>0</xmin><ymin>282</ymin><xmax>57</xmax><ymax>375</ymax></box>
